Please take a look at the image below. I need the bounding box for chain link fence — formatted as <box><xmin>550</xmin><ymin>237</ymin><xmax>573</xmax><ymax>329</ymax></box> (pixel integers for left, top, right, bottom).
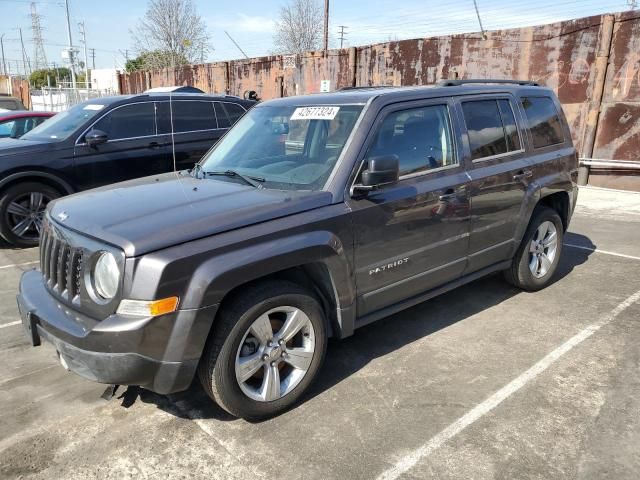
<box><xmin>30</xmin><ymin>87</ymin><xmax>118</xmax><ymax>112</ymax></box>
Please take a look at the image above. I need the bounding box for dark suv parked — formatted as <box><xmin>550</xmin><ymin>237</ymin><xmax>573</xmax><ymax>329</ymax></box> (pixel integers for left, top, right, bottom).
<box><xmin>0</xmin><ymin>93</ymin><xmax>255</xmax><ymax>246</ymax></box>
<box><xmin>17</xmin><ymin>80</ymin><xmax>578</xmax><ymax>420</ymax></box>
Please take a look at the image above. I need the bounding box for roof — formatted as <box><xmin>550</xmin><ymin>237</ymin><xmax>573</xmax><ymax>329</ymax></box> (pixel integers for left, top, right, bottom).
<box><xmin>82</xmin><ymin>92</ymin><xmax>248</xmax><ymax>106</ymax></box>
<box><xmin>144</xmin><ymin>86</ymin><xmax>205</xmax><ymax>93</ymax></box>
<box><xmin>259</xmin><ymin>81</ymin><xmax>553</xmax><ymax>108</ymax></box>
<box><xmin>0</xmin><ymin>110</ymin><xmax>55</xmax><ymax>120</ymax></box>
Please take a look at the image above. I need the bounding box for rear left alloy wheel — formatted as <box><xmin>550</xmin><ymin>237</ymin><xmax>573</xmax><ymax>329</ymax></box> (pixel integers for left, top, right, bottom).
<box><xmin>198</xmin><ymin>281</ymin><xmax>327</xmax><ymax>420</ymax></box>
<box><xmin>504</xmin><ymin>206</ymin><xmax>564</xmax><ymax>291</ymax></box>
<box><xmin>0</xmin><ymin>182</ymin><xmax>59</xmax><ymax>248</ymax></box>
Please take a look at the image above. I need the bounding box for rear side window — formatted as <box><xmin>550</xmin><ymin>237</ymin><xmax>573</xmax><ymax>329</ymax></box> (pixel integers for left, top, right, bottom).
<box><xmin>223</xmin><ymin>103</ymin><xmax>246</xmax><ymax>124</ymax></box>
<box><xmin>521</xmin><ymin>96</ymin><xmax>564</xmax><ymax>148</ymax></box>
<box><xmin>214</xmin><ymin>102</ymin><xmax>231</xmax><ymax>128</ymax></box>
<box><xmin>462</xmin><ymin>99</ymin><xmax>522</xmax><ymax>160</ymax></box>
<box><xmin>94</xmin><ymin>102</ymin><xmax>155</xmax><ymax>140</ymax></box>
<box><xmin>367</xmin><ymin>104</ymin><xmax>456</xmax><ymax>176</ymax></box>
<box><xmin>171</xmin><ymin>101</ymin><xmax>216</xmax><ymax>132</ymax></box>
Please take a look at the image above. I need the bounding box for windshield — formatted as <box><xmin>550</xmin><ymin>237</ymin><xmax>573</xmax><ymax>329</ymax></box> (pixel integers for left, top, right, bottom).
<box><xmin>200</xmin><ymin>104</ymin><xmax>364</xmax><ymax>191</ymax></box>
<box><xmin>21</xmin><ymin>102</ymin><xmax>106</xmax><ymax>142</ymax></box>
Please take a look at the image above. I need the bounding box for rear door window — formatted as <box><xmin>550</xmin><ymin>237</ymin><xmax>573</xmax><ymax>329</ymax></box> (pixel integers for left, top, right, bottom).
<box><xmin>93</xmin><ymin>102</ymin><xmax>155</xmax><ymax>140</ymax></box>
<box><xmin>171</xmin><ymin>101</ymin><xmax>216</xmax><ymax>132</ymax></box>
<box><xmin>521</xmin><ymin>96</ymin><xmax>565</xmax><ymax>148</ymax></box>
<box><xmin>462</xmin><ymin>99</ymin><xmax>523</xmax><ymax>160</ymax></box>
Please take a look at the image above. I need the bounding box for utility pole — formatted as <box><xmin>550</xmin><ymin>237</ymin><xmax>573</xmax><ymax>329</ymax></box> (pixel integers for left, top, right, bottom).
<box><xmin>338</xmin><ymin>25</ymin><xmax>347</xmax><ymax>49</ymax></box>
<box><xmin>64</xmin><ymin>0</ymin><xmax>77</xmax><ymax>89</ymax></box>
<box><xmin>31</xmin><ymin>2</ymin><xmax>48</xmax><ymax>70</ymax></box>
<box><xmin>0</xmin><ymin>34</ymin><xmax>6</xmax><ymax>76</ymax></box>
<box><xmin>472</xmin><ymin>0</ymin><xmax>487</xmax><ymax>40</ymax></box>
<box><xmin>19</xmin><ymin>28</ymin><xmax>31</xmax><ymax>76</ymax></box>
<box><xmin>224</xmin><ymin>31</ymin><xmax>249</xmax><ymax>59</ymax></box>
<box><xmin>323</xmin><ymin>0</ymin><xmax>330</xmax><ymax>57</ymax></box>
<box><xmin>89</xmin><ymin>48</ymin><xmax>95</xmax><ymax>69</ymax></box>
<box><xmin>78</xmin><ymin>21</ymin><xmax>89</xmax><ymax>86</ymax></box>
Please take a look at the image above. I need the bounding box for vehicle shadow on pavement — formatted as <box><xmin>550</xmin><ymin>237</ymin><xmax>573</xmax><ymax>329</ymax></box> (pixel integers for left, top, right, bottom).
<box><xmin>118</xmin><ymin>234</ymin><xmax>596</xmax><ymax>423</ymax></box>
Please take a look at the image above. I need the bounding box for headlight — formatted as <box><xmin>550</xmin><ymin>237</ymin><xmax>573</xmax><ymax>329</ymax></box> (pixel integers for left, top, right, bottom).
<box><xmin>93</xmin><ymin>251</ymin><xmax>120</xmax><ymax>299</ymax></box>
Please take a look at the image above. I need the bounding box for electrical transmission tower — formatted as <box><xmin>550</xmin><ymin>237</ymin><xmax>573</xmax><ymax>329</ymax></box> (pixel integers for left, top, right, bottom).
<box><xmin>338</xmin><ymin>25</ymin><xmax>348</xmax><ymax>48</ymax></box>
<box><xmin>30</xmin><ymin>2</ymin><xmax>48</xmax><ymax>70</ymax></box>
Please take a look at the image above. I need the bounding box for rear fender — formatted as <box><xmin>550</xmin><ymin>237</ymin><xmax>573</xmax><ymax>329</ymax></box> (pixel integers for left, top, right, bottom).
<box><xmin>511</xmin><ymin>170</ymin><xmax>573</xmax><ymax>255</ymax></box>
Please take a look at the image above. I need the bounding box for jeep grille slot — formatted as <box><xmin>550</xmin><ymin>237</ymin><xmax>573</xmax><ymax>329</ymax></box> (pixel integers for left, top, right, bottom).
<box><xmin>39</xmin><ymin>223</ymin><xmax>83</xmax><ymax>301</ymax></box>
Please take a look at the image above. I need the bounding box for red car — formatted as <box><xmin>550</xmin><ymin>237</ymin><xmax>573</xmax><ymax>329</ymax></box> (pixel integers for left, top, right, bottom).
<box><xmin>0</xmin><ymin>111</ymin><xmax>55</xmax><ymax>139</ymax></box>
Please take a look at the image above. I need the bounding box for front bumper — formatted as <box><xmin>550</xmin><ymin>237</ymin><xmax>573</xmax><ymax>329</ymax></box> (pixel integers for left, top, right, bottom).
<box><xmin>17</xmin><ymin>269</ymin><xmax>218</xmax><ymax>394</ymax></box>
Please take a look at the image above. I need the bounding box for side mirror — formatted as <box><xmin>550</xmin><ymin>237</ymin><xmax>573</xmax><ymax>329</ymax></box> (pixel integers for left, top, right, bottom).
<box><xmin>353</xmin><ymin>155</ymin><xmax>400</xmax><ymax>194</ymax></box>
<box><xmin>85</xmin><ymin>129</ymin><xmax>108</xmax><ymax>147</ymax></box>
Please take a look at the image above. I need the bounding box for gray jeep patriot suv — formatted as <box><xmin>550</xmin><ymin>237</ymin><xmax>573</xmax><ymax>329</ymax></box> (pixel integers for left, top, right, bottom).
<box><xmin>17</xmin><ymin>80</ymin><xmax>579</xmax><ymax>420</ymax></box>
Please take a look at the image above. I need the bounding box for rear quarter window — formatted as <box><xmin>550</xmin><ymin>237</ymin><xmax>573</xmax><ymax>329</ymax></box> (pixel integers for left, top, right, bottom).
<box><xmin>521</xmin><ymin>96</ymin><xmax>565</xmax><ymax>148</ymax></box>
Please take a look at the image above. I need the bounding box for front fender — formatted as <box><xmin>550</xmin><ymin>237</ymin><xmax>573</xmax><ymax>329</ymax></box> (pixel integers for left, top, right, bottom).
<box><xmin>177</xmin><ymin>230</ymin><xmax>355</xmax><ymax>333</ymax></box>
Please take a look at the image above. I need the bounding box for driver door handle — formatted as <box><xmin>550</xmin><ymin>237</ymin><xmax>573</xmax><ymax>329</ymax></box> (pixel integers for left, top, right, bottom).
<box><xmin>513</xmin><ymin>170</ymin><xmax>533</xmax><ymax>182</ymax></box>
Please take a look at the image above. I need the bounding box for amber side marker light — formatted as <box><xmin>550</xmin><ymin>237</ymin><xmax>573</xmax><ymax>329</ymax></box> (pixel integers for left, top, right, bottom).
<box><xmin>117</xmin><ymin>296</ymin><xmax>180</xmax><ymax>317</ymax></box>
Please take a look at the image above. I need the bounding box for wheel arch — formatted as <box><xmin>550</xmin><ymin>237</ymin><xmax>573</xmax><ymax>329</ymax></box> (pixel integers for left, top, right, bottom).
<box><xmin>0</xmin><ymin>170</ymin><xmax>75</xmax><ymax>197</ymax></box>
<box><xmin>177</xmin><ymin>231</ymin><xmax>357</xmax><ymax>340</ymax></box>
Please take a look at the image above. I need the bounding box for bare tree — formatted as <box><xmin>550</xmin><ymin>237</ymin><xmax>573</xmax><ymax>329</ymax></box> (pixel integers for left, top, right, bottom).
<box><xmin>131</xmin><ymin>0</ymin><xmax>211</xmax><ymax>69</ymax></box>
<box><xmin>273</xmin><ymin>0</ymin><xmax>323</xmax><ymax>54</ymax></box>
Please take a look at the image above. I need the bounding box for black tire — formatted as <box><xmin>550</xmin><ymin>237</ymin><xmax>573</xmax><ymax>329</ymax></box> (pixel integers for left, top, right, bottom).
<box><xmin>0</xmin><ymin>182</ymin><xmax>60</xmax><ymax>248</ymax></box>
<box><xmin>198</xmin><ymin>280</ymin><xmax>327</xmax><ymax>420</ymax></box>
<box><xmin>504</xmin><ymin>206</ymin><xmax>564</xmax><ymax>291</ymax></box>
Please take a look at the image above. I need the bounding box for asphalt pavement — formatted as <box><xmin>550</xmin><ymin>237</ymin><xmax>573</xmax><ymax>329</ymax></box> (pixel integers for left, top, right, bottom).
<box><xmin>1</xmin><ymin>186</ymin><xmax>639</xmax><ymax>479</ymax></box>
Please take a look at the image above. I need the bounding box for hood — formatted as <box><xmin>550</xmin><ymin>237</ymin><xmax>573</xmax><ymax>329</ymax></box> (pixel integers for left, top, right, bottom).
<box><xmin>49</xmin><ymin>172</ymin><xmax>333</xmax><ymax>256</ymax></box>
<box><xmin>0</xmin><ymin>138</ymin><xmax>55</xmax><ymax>156</ymax></box>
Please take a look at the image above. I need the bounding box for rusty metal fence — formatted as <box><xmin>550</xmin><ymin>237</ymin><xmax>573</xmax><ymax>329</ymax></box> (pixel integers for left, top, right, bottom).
<box><xmin>119</xmin><ymin>11</ymin><xmax>640</xmax><ymax>188</ymax></box>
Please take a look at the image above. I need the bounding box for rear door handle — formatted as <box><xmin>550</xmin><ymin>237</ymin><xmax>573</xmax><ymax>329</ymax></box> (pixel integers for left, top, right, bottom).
<box><xmin>513</xmin><ymin>170</ymin><xmax>533</xmax><ymax>182</ymax></box>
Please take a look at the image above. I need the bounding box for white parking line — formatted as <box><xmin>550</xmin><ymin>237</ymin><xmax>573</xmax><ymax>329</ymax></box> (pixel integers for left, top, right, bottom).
<box><xmin>0</xmin><ymin>260</ymin><xmax>38</xmax><ymax>270</ymax></box>
<box><xmin>0</xmin><ymin>321</ymin><xmax>21</xmax><ymax>329</ymax></box>
<box><xmin>564</xmin><ymin>243</ymin><xmax>640</xmax><ymax>261</ymax></box>
<box><xmin>377</xmin><ymin>288</ymin><xmax>640</xmax><ymax>480</ymax></box>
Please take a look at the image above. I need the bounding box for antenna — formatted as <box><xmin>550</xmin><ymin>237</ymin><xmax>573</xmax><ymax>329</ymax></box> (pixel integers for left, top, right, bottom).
<box><xmin>169</xmin><ymin>92</ymin><xmax>177</xmax><ymax>172</ymax></box>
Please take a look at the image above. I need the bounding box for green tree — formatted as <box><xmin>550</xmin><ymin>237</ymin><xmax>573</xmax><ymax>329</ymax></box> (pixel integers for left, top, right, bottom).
<box><xmin>29</xmin><ymin>68</ymin><xmax>71</xmax><ymax>88</ymax></box>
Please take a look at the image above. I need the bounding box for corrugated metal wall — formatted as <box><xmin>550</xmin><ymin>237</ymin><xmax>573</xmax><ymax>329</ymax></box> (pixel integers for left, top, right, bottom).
<box><xmin>119</xmin><ymin>12</ymin><xmax>640</xmax><ymax>164</ymax></box>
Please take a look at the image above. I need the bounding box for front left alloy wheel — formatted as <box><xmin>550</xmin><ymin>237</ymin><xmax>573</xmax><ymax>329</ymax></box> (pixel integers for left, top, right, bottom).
<box><xmin>198</xmin><ymin>281</ymin><xmax>327</xmax><ymax>420</ymax></box>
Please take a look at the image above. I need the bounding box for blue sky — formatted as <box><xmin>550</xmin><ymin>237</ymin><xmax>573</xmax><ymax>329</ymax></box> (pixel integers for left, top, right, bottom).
<box><xmin>0</xmin><ymin>0</ymin><xmax>633</xmax><ymax>73</ymax></box>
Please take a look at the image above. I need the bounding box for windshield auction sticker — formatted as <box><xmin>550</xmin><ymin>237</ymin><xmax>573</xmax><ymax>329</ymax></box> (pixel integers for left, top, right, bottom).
<box><xmin>83</xmin><ymin>104</ymin><xmax>105</xmax><ymax>111</ymax></box>
<box><xmin>291</xmin><ymin>106</ymin><xmax>340</xmax><ymax>120</ymax></box>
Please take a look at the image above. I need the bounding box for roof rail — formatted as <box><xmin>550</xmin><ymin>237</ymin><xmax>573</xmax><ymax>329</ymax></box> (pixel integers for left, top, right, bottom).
<box><xmin>436</xmin><ymin>79</ymin><xmax>540</xmax><ymax>87</ymax></box>
<box><xmin>338</xmin><ymin>85</ymin><xmax>397</xmax><ymax>91</ymax></box>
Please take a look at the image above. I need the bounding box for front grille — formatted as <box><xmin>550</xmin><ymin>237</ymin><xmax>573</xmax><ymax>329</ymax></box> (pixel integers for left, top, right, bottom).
<box><xmin>40</xmin><ymin>222</ymin><xmax>84</xmax><ymax>301</ymax></box>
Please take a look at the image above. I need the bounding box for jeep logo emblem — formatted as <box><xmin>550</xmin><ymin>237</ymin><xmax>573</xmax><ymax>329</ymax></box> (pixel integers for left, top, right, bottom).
<box><xmin>57</xmin><ymin>211</ymin><xmax>69</xmax><ymax>222</ymax></box>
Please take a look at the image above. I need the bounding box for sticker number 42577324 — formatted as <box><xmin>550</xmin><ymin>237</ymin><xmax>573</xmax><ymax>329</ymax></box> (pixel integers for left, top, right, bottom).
<box><xmin>291</xmin><ymin>106</ymin><xmax>340</xmax><ymax>120</ymax></box>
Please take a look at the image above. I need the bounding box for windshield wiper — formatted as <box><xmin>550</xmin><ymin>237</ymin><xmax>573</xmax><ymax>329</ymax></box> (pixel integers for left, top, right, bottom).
<box><xmin>206</xmin><ymin>170</ymin><xmax>265</xmax><ymax>189</ymax></box>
